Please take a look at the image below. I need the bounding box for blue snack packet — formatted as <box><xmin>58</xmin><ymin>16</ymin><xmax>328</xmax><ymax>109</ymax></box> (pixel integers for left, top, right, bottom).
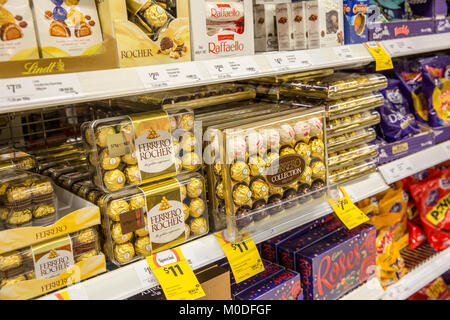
<box><xmin>377</xmin><ymin>79</ymin><xmax>421</xmax><ymax>142</ymax></box>
<box><xmin>395</xmin><ymin>60</ymin><xmax>429</xmax><ymax>124</ymax></box>
<box><xmin>420</xmin><ymin>55</ymin><xmax>450</xmax><ymax>127</ymax></box>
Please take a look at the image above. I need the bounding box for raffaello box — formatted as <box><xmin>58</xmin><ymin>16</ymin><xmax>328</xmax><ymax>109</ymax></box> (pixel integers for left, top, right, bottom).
<box><xmin>189</xmin><ymin>0</ymin><xmax>254</xmax><ymax>60</ymax></box>
<box><xmin>296</xmin><ymin>223</ymin><xmax>376</xmax><ymax>300</ymax></box>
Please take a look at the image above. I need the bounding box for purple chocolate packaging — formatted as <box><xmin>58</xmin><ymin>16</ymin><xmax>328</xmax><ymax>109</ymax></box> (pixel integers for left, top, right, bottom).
<box><xmin>377</xmin><ymin>78</ymin><xmax>421</xmax><ymax>143</ymax></box>
<box><xmin>260</xmin><ymin>214</ymin><xmax>335</xmax><ymax>263</ymax></box>
<box><xmin>419</xmin><ymin>55</ymin><xmax>450</xmax><ymax>127</ymax></box>
<box><xmin>296</xmin><ymin>224</ymin><xmax>376</xmax><ymax>300</ymax></box>
<box><xmin>277</xmin><ymin>218</ymin><xmax>344</xmax><ymax>270</ymax></box>
<box><xmin>235</xmin><ymin>269</ymin><xmax>303</xmax><ymax>300</ymax></box>
<box><xmin>231</xmin><ymin>263</ymin><xmax>285</xmax><ymax>298</ymax></box>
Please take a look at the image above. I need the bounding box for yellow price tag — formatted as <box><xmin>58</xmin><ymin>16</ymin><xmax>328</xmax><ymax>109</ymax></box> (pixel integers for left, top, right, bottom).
<box><xmin>328</xmin><ymin>186</ymin><xmax>370</xmax><ymax>230</ymax></box>
<box><xmin>215</xmin><ymin>231</ymin><xmax>264</xmax><ymax>284</ymax></box>
<box><xmin>55</xmin><ymin>291</ymin><xmax>70</xmax><ymax>300</ymax></box>
<box><xmin>364</xmin><ymin>41</ymin><xmax>394</xmax><ymax>71</ymax></box>
<box><xmin>146</xmin><ymin>248</ymin><xmax>205</xmax><ymax>300</ymax></box>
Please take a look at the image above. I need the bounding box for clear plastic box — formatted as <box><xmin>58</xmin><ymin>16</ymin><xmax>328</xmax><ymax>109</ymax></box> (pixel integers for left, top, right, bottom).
<box><xmin>82</xmin><ymin>108</ymin><xmax>202</xmax><ymax>193</ymax></box>
<box><xmin>101</xmin><ymin>172</ymin><xmax>209</xmax><ymax>266</ymax></box>
<box><xmin>326</xmin><ymin>111</ymin><xmax>380</xmax><ymax>138</ymax></box>
<box><xmin>327</xmin><ymin>128</ymin><xmax>377</xmax><ymax>153</ymax></box>
<box><xmin>280</xmin><ymin>73</ymin><xmax>388</xmax><ymax>100</ymax></box>
<box><xmin>328</xmin><ymin>144</ymin><xmax>379</xmax><ymax>171</ymax></box>
<box><xmin>118</xmin><ymin>83</ymin><xmax>255</xmax><ymax>110</ymax></box>
<box><xmin>46</xmin><ymin>160</ymin><xmax>89</xmax><ymax>181</ymax></box>
<box><xmin>0</xmin><ymin>170</ymin><xmax>57</xmax><ymax>230</ymax></box>
<box><xmin>0</xmin><ymin>148</ymin><xmax>36</xmax><ymax>172</ymax></box>
<box><xmin>324</xmin><ymin>93</ymin><xmax>385</xmax><ymax>120</ymax></box>
<box><xmin>329</xmin><ymin>161</ymin><xmax>377</xmax><ymax>184</ymax></box>
<box><xmin>205</xmin><ymin>107</ymin><xmax>327</xmax><ymax>240</ymax></box>
<box><xmin>37</xmin><ymin>152</ymin><xmax>87</xmax><ymax>175</ymax></box>
<box><xmin>248</xmin><ymin>68</ymin><xmax>334</xmax><ymax>84</ymax></box>
<box><xmin>57</xmin><ymin>169</ymin><xmax>93</xmax><ymax>190</ymax></box>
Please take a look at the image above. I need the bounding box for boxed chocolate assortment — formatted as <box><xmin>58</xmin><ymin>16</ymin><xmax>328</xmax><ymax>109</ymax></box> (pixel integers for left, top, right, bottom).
<box><xmin>329</xmin><ymin>159</ymin><xmax>377</xmax><ymax>184</ymax></box>
<box><xmin>205</xmin><ymin>107</ymin><xmax>328</xmax><ymax>240</ymax></box>
<box><xmin>189</xmin><ymin>0</ymin><xmax>254</xmax><ymax>60</ymax></box>
<box><xmin>0</xmin><ymin>147</ymin><xmax>36</xmax><ymax>172</ymax></box>
<box><xmin>275</xmin><ymin>1</ymin><xmax>307</xmax><ymax>51</ymax></box>
<box><xmin>0</xmin><ymin>227</ymin><xmax>106</xmax><ymax>300</ymax></box>
<box><xmin>101</xmin><ymin>172</ymin><xmax>209</xmax><ymax>266</ymax></box>
<box><xmin>82</xmin><ymin>108</ymin><xmax>201</xmax><ymax>193</ymax></box>
<box><xmin>322</xmin><ymin>93</ymin><xmax>385</xmax><ymax>120</ymax></box>
<box><xmin>97</xmin><ymin>0</ymin><xmax>191</xmax><ymax>68</ymax></box>
<box><xmin>253</xmin><ymin>3</ymin><xmax>277</xmax><ymax>52</ymax></box>
<box><xmin>0</xmin><ymin>0</ymin><xmax>39</xmax><ymax>61</ymax></box>
<box><xmin>343</xmin><ymin>0</ymin><xmax>369</xmax><ymax>44</ymax></box>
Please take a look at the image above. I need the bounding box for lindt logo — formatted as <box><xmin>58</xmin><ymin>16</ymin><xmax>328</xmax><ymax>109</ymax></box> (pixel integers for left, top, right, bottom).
<box><xmin>208</xmin><ymin>40</ymin><xmax>244</xmax><ymax>54</ymax></box>
<box><xmin>210</xmin><ymin>4</ymin><xmax>240</xmax><ymax>19</ymax></box>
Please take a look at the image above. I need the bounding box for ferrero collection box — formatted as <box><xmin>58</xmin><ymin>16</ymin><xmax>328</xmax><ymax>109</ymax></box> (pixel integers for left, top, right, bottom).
<box><xmin>0</xmin><ymin>0</ymin><xmax>118</xmax><ymax>78</ymax></box>
<box><xmin>97</xmin><ymin>0</ymin><xmax>191</xmax><ymax>68</ymax></box>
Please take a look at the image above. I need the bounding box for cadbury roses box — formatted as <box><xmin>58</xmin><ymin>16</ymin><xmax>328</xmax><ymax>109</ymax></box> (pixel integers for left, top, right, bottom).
<box><xmin>296</xmin><ymin>224</ymin><xmax>376</xmax><ymax>300</ymax></box>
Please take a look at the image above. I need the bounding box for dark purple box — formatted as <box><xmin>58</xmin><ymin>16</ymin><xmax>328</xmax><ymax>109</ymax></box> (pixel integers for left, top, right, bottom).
<box><xmin>296</xmin><ymin>224</ymin><xmax>377</xmax><ymax>300</ymax></box>
<box><xmin>375</xmin><ymin>126</ymin><xmax>435</xmax><ymax>165</ymax></box>
<box><xmin>260</xmin><ymin>214</ymin><xmax>334</xmax><ymax>263</ymax></box>
<box><xmin>235</xmin><ymin>269</ymin><xmax>303</xmax><ymax>300</ymax></box>
<box><xmin>433</xmin><ymin>124</ymin><xmax>450</xmax><ymax>144</ymax></box>
<box><xmin>231</xmin><ymin>263</ymin><xmax>285</xmax><ymax>298</ymax></box>
<box><xmin>277</xmin><ymin>218</ymin><xmax>344</xmax><ymax>271</ymax></box>
<box><xmin>435</xmin><ymin>18</ymin><xmax>450</xmax><ymax>33</ymax></box>
<box><xmin>368</xmin><ymin>19</ymin><xmax>435</xmax><ymax>41</ymax></box>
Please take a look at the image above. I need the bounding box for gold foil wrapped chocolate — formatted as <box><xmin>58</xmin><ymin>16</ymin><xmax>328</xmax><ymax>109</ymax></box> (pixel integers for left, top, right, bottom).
<box><xmin>180</xmin><ymin>184</ymin><xmax>187</xmax><ymax>200</ymax></box>
<box><xmin>129</xmin><ymin>195</ymin><xmax>145</xmax><ymax>210</ymax></box>
<box><xmin>124</xmin><ymin>165</ymin><xmax>141</xmax><ymax>185</ymax></box>
<box><xmin>0</xmin><ymin>275</ymin><xmax>26</xmax><ymax>288</ymax></box>
<box><xmin>250</xmin><ymin>179</ymin><xmax>269</xmax><ymax>200</ymax></box>
<box><xmin>107</xmin><ymin>199</ymin><xmax>130</xmax><ymax>221</ymax></box>
<box><xmin>189</xmin><ymin>198</ymin><xmax>205</xmax><ymax>218</ymax></box>
<box><xmin>134</xmin><ymin>236</ymin><xmax>151</xmax><ymax>256</ymax></box>
<box><xmin>95</xmin><ymin>126</ymin><xmax>116</xmax><ymax>148</ymax></box>
<box><xmin>294</xmin><ymin>142</ymin><xmax>312</xmax><ymax>165</ymax></box>
<box><xmin>32</xmin><ymin>204</ymin><xmax>55</xmax><ymax>218</ymax></box>
<box><xmin>265</xmin><ymin>152</ymin><xmax>279</xmax><ymax>168</ymax></box>
<box><xmin>180</xmin><ymin>131</ymin><xmax>196</xmax><ymax>152</ymax></box>
<box><xmin>269</xmin><ymin>185</ymin><xmax>284</xmax><ymax>196</ymax></box>
<box><xmin>99</xmin><ymin>149</ymin><xmax>120</xmax><ymax>170</ymax></box>
<box><xmin>230</xmin><ymin>161</ymin><xmax>250</xmax><ymax>182</ymax></box>
<box><xmin>178</xmin><ymin>114</ymin><xmax>194</xmax><ymax>131</ymax></box>
<box><xmin>111</xmin><ymin>223</ymin><xmax>133</xmax><ymax>244</ymax></box>
<box><xmin>183</xmin><ymin>203</ymin><xmax>190</xmax><ymax>221</ymax></box>
<box><xmin>311</xmin><ymin>160</ymin><xmax>326</xmax><ymax>180</ymax></box>
<box><xmin>114</xmin><ymin>242</ymin><xmax>135</xmax><ymax>264</ymax></box>
<box><xmin>186</xmin><ymin>177</ymin><xmax>203</xmax><ymax>198</ymax></box>
<box><xmin>76</xmin><ymin>228</ymin><xmax>97</xmax><ymax>245</ymax></box>
<box><xmin>213</xmin><ymin>162</ymin><xmax>223</xmax><ymax>176</ymax></box>
<box><xmin>6</xmin><ymin>186</ymin><xmax>31</xmax><ymax>203</ymax></box>
<box><xmin>233</xmin><ymin>184</ymin><xmax>252</xmax><ymax>206</ymax></box>
<box><xmin>0</xmin><ymin>251</ymin><xmax>22</xmax><ymax>271</ymax></box>
<box><xmin>7</xmin><ymin>209</ymin><xmax>32</xmax><ymax>226</ymax></box>
<box><xmin>181</xmin><ymin>152</ymin><xmax>200</xmax><ymax>171</ymax></box>
<box><xmin>280</xmin><ymin>146</ymin><xmax>296</xmax><ymax>157</ymax></box>
<box><xmin>143</xmin><ymin>4</ymin><xmax>168</xmax><ymax>28</ymax></box>
<box><xmin>309</xmin><ymin>139</ymin><xmax>325</xmax><ymax>159</ymax></box>
<box><xmin>103</xmin><ymin>169</ymin><xmax>126</xmax><ymax>192</ymax></box>
<box><xmin>122</xmin><ymin>152</ymin><xmax>138</xmax><ymax>165</ymax></box>
<box><xmin>135</xmin><ymin>215</ymin><xmax>149</xmax><ymax>237</ymax></box>
<box><xmin>185</xmin><ymin>224</ymin><xmax>191</xmax><ymax>239</ymax></box>
<box><xmin>299</xmin><ymin>166</ymin><xmax>313</xmax><ymax>185</ymax></box>
<box><xmin>190</xmin><ymin>217</ymin><xmax>208</xmax><ymax>235</ymax></box>
<box><xmin>215</xmin><ymin>180</ymin><xmax>224</xmax><ymax>200</ymax></box>
<box><xmin>75</xmin><ymin>249</ymin><xmax>98</xmax><ymax>263</ymax></box>
<box><xmin>248</xmin><ymin>155</ymin><xmax>266</xmax><ymax>176</ymax></box>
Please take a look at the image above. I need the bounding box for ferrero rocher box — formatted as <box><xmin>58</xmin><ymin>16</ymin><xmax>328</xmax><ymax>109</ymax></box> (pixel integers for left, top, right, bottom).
<box><xmin>0</xmin><ymin>227</ymin><xmax>106</xmax><ymax>300</ymax></box>
<box><xmin>0</xmin><ymin>0</ymin><xmax>118</xmax><ymax>78</ymax></box>
<box><xmin>97</xmin><ymin>0</ymin><xmax>191</xmax><ymax>68</ymax></box>
<box><xmin>101</xmin><ymin>172</ymin><xmax>209</xmax><ymax>266</ymax></box>
<box><xmin>204</xmin><ymin>107</ymin><xmax>328</xmax><ymax>240</ymax></box>
<box><xmin>82</xmin><ymin>108</ymin><xmax>201</xmax><ymax>193</ymax></box>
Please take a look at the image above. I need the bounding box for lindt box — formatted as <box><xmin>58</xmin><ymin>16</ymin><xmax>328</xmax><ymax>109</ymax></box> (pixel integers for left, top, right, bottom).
<box><xmin>189</xmin><ymin>0</ymin><xmax>254</xmax><ymax>60</ymax></box>
<box><xmin>296</xmin><ymin>224</ymin><xmax>376</xmax><ymax>300</ymax></box>
<box><xmin>261</xmin><ymin>215</ymin><xmax>334</xmax><ymax>262</ymax></box>
<box><xmin>235</xmin><ymin>269</ymin><xmax>303</xmax><ymax>300</ymax></box>
<box><xmin>231</xmin><ymin>263</ymin><xmax>285</xmax><ymax>298</ymax></box>
<box><xmin>306</xmin><ymin>0</ymin><xmax>344</xmax><ymax>49</ymax></box>
<box><xmin>277</xmin><ymin>218</ymin><xmax>344</xmax><ymax>270</ymax></box>
<box><xmin>254</xmin><ymin>4</ymin><xmax>278</xmax><ymax>52</ymax></box>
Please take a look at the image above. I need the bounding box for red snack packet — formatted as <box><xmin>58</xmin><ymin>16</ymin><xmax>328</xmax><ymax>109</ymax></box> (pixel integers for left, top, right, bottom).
<box><xmin>410</xmin><ymin>168</ymin><xmax>450</xmax><ymax>251</ymax></box>
<box><xmin>408</xmin><ymin>277</ymin><xmax>450</xmax><ymax>300</ymax></box>
<box><xmin>407</xmin><ymin>219</ymin><xmax>426</xmax><ymax>250</ymax></box>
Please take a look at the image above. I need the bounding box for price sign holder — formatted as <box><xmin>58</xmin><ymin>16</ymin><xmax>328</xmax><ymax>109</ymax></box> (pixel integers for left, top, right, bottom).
<box><xmin>137</xmin><ymin>62</ymin><xmax>204</xmax><ymax>89</ymax></box>
<box><xmin>146</xmin><ymin>248</ymin><xmax>205</xmax><ymax>300</ymax></box>
<box><xmin>328</xmin><ymin>186</ymin><xmax>370</xmax><ymax>230</ymax></box>
<box><xmin>364</xmin><ymin>41</ymin><xmax>393</xmax><ymax>71</ymax></box>
<box><xmin>379</xmin><ymin>158</ymin><xmax>415</xmax><ymax>184</ymax></box>
<box><xmin>203</xmin><ymin>56</ymin><xmax>261</xmax><ymax>80</ymax></box>
<box><xmin>215</xmin><ymin>231</ymin><xmax>264</xmax><ymax>284</ymax></box>
<box><xmin>266</xmin><ymin>51</ymin><xmax>312</xmax><ymax>72</ymax></box>
<box><xmin>333</xmin><ymin>46</ymin><xmax>355</xmax><ymax>61</ymax></box>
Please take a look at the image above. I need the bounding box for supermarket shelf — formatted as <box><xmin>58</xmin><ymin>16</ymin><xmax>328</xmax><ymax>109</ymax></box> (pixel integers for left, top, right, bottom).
<box><xmin>2</xmin><ymin>33</ymin><xmax>450</xmax><ymax>114</ymax></box>
<box><xmin>39</xmin><ymin>172</ymin><xmax>389</xmax><ymax>300</ymax></box>
<box><xmin>341</xmin><ymin>245</ymin><xmax>450</xmax><ymax>300</ymax></box>
<box><xmin>379</xmin><ymin>140</ymin><xmax>450</xmax><ymax>185</ymax></box>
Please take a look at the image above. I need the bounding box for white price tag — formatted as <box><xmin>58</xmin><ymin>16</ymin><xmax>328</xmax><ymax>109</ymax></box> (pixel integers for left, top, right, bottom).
<box><xmin>334</xmin><ymin>46</ymin><xmax>355</xmax><ymax>60</ymax></box>
<box><xmin>203</xmin><ymin>56</ymin><xmax>261</xmax><ymax>80</ymax></box>
<box><xmin>134</xmin><ymin>259</ymin><xmax>159</xmax><ymax>289</ymax></box>
<box><xmin>66</xmin><ymin>283</ymin><xmax>89</xmax><ymax>300</ymax></box>
<box><xmin>138</xmin><ymin>62</ymin><xmax>204</xmax><ymax>89</ymax></box>
<box><xmin>380</xmin><ymin>158</ymin><xmax>415</xmax><ymax>183</ymax></box>
<box><xmin>0</xmin><ymin>74</ymin><xmax>83</xmax><ymax>107</ymax></box>
<box><xmin>384</xmin><ymin>40</ymin><xmax>414</xmax><ymax>56</ymax></box>
<box><xmin>267</xmin><ymin>51</ymin><xmax>312</xmax><ymax>71</ymax></box>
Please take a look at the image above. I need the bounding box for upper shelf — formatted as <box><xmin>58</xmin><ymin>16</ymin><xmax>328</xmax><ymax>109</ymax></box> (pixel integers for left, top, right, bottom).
<box><xmin>2</xmin><ymin>33</ymin><xmax>450</xmax><ymax>114</ymax></box>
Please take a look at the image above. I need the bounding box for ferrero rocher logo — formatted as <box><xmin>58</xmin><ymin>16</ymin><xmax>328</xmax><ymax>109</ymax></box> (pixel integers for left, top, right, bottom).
<box><xmin>48</xmin><ymin>249</ymin><xmax>59</xmax><ymax>259</ymax></box>
<box><xmin>159</xmin><ymin>196</ymin><xmax>171</xmax><ymax>211</ymax></box>
<box><xmin>147</xmin><ymin>128</ymin><xmax>160</xmax><ymax>139</ymax></box>
<box><xmin>265</xmin><ymin>154</ymin><xmax>305</xmax><ymax>187</ymax></box>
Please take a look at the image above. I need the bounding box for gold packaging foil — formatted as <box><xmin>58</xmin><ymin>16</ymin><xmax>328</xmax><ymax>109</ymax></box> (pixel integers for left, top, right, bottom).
<box><xmin>299</xmin><ymin>166</ymin><xmax>313</xmax><ymax>185</ymax></box>
<box><xmin>181</xmin><ymin>152</ymin><xmax>200</xmax><ymax>171</ymax></box>
<box><xmin>250</xmin><ymin>179</ymin><xmax>269</xmax><ymax>200</ymax></box>
<box><xmin>185</xmin><ymin>224</ymin><xmax>190</xmax><ymax>239</ymax></box>
<box><xmin>114</xmin><ymin>242</ymin><xmax>136</xmax><ymax>264</ymax></box>
<box><xmin>6</xmin><ymin>186</ymin><xmax>31</xmax><ymax>203</ymax></box>
<box><xmin>269</xmin><ymin>185</ymin><xmax>284</xmax><ymax>196</ymax></box>
<box><xmin>248</xmin><ymin>155</ymin><xmax>266</xmax><ymax>176</ymax></box>
<box><xmin>75</xmin><ymin>249</ymin><xmax>97</xmax><ymax>263</ymax></box>
<box><xmin>178</xmin><ymin>114</ymin><xmax>194</xmax><ymax>131</ymax></box>
<box><xmin>122</xmin><ymin>153</ymin><xmax>138</xmax><ymax>165</ymax></box>
<box><xmin>0</xmin><ymin>275</ymin><xmax>26</xmax><ymax>288</ymax></box>
<box><xmin>190</xmin><ymin>217</ymin><xmax>208</xmax><ymax>235</ymax></box>
<box><xmin>183</xmin><ymin>203</ymin><xmax>190</xmax><ymax>221</ymax></box>
<box><xmin>311</xmin><ymin>161</ymin><xmax>326</xmax><ymax>180</ymax></box>
<box><xmin>111</xmin><ymin>223</ymin><xmax>133</xmax><ymax>244</ymax></box>
<box><xmin>309</xmin><ymin>139</ymin><xmax>325</xmax><ymax>159</ymax></box>
<box><xmin>32</xmin><ymin>204</ymin><xmax>55</xmax><ymax>218</ymax></box>
<box><xmin>129</xmin><ymin>195</ymin><xmax>145</xmax><ymax>210</ymax></box>
<box><xmin>135</xmin><ymin>215</ymin><xmax>149</xmax><ymax>237</ymax></box>
<box><xmin>104</xmin><ymin>169</ymin><xmax>126</xmax><ymax>192</ymax></box>
<box><xmin>294</xmin><ymin>142</ymin><xmax>312</xmax><ymax>165</ymax></box>
<box><xmin>134</xmin><ymin>236</ymin><xmax>151</xmax><ymax>256</ymax></box>
<box><xmin>265</xmin><ymin>152</ymin><xmax>280</xmax><ymax>167</ymax></box>
<box><xmin>180</xmin><ymin>184</ymin><xmax>187</xmax><ymax>200</ymax></box>
<box><xmin>189</xmin><ymin>198</ymin><xmax>205</xmax><ymax>218</ymax></box>
<box><xmin>125</xmin><ymin>165</ymin><xmax>140</xmax><ymax>185</ymax></box>
<box><xmin>0</xmin><ymin>207</ymin><xmax>8</xmax><ymax>220</ymax></box>
<box><xmin>230</xmin><ymin>161</ymin><xmax>250</xmax><ymax>182</ymax></box>
<box><xmin>280</xmin><ymin>146</ymin><xmax>296</xmax><ymax>157</ymax></box>
<box><xmin>180</xmin><ymin>132</ymin><xmax>196</xmax><ymax>152</ymax></box>
<box><xmin>216</xmin><ymin>180</ymin><xmax>224</xmax><ymax>200</ymax></box>
<box><xmin>85</xmin><ymin>128</ymin><xmax>94</xmax><ymax>146</ymax></box>
<box><xmin>76</xmin><ymin>228</ymin><xmax>97</xmax><ymax>245</ymax></box>
<box><xmin>107</xmin><ymin>199</ymin><xmax>130</xmax><ymax>221</ymax></box>
<box><xmin>0</xmin><ymin>251</ymin><xmax>22</xmax><ymax>271</ymax></box>
<box><xmin>187</xmin><ymin>177</ymin><xmax>203</xmax><ymax>198</ymax></box>
<box><xmin>96</xmin><ymin>126</ymin><xmax>116</xmax><ymax>148</ymax></box>
<box><xmin>213</xmin><ymin>163</ymin><xmax>223</xmax><ymax>176</ymax></box>
<box><xmin>233</xmin><ymin>184</ymin><xmax>252</xmax><ymax>206</ymax></box>
<box><xmin>99</xmin><ymin>149</ymin><xmax>121</xmax><ymax>170</ymax></box>
<box><xmin>7</xmin><ymin>209</ymin><xmax>32</xmax><ymax>225</ymax></box>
